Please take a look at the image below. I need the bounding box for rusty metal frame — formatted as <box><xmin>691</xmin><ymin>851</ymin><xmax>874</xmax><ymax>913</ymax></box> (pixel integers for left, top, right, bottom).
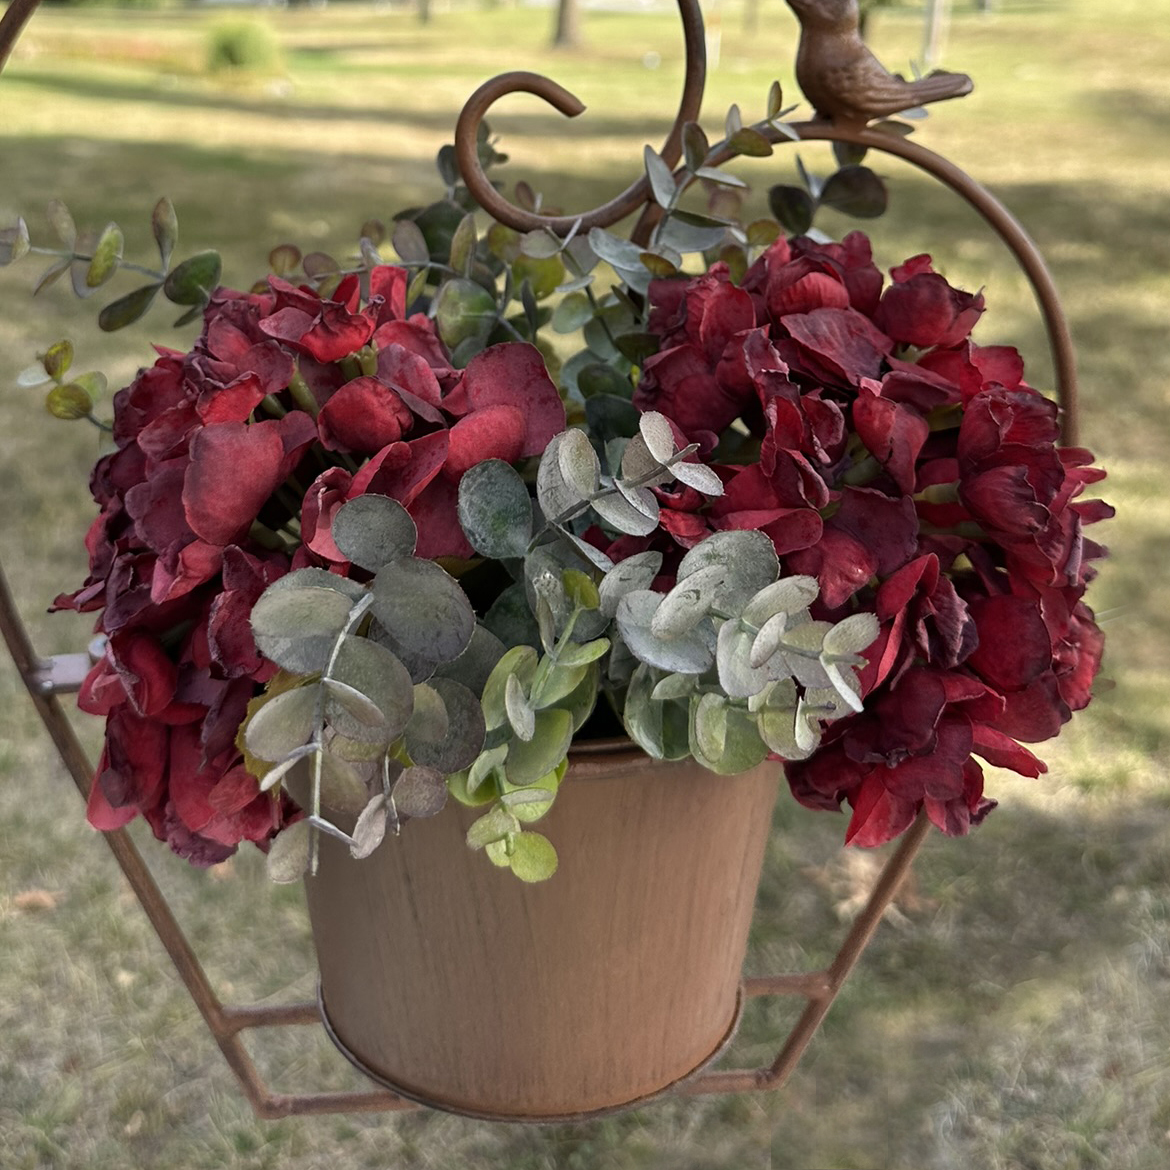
<box><xmin>1</xmin><ymin>0</ymin><xmax>1073</xmax><ymax>1121</ymax></box>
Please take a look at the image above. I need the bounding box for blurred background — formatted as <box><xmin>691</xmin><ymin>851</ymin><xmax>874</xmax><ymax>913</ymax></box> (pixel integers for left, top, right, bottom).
<box><xmin>1</xmin><ymin>1</ymin><xmax>1167</xmax><ymax>1166</ymax></box>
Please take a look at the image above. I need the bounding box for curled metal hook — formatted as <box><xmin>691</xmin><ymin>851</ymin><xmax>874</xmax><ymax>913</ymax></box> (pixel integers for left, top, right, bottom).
<box><xmin>454</xmin><ymin>0</ymin><xmax>707</xmax><ymax>242</ymax></box>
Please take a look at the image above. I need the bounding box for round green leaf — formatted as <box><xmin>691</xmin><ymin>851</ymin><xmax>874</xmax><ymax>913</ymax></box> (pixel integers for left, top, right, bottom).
<box><xmin>45</xmin><ymin>383</ymin><xmax>92</xmax><ymax>421</ymax></box>
<box><xmin>371</xmin><ymin>558</ymin><xmax>476</xmax><ymax>681</ymax></box>
<box><xmin>244</xmin><ymin>684</ymin><xmax>319</xmax><ymax>763</ymax></box>
<box><xmin>819</xmin><ymin>166</ymin><xmax>888</xmax><ymax>219</ymax></box>
<box><xmin>651</xmin><ymin>564</ymin><xmax>726</xmax><ymax>639</ymax></box>
<box><xmin>507</xmin><ymin>831</ymin><xmax>559</xmax><ymax>882</ymax></box>
<box><xmin>163</xmin><ymin>250</ymin><xmax>222</xmax><ymax>306</ymax></box>
<box><xmin>616</xmin><ymin>591</ymin><xmax>716</xmax><ymax>675</ymax></box>
<box><xmin>434</xmin><ymin>277</ymin><xmax>496</xmax><ymax>350</ymax></box>
<box><xmin>457</xmin><ymin>460</ymin><xmax>534</xmax><ymax>559</ymax></box>
<box><xmin>266</xmin><ymin>567</ymin><xmax>366</xmax><ymax>602</ymax></box>
<box><xmin>481</xmin><ymin>644</ymin><xmax>539</xmax><ymax>731</ymax></box>
<box><xmin>328</xmin><ymin>635</ymin><xmax>414</xmax><ymax>743</ymax></box>
<box><xmin>408</xmin><ymin>677</ymin><xmax>485</xmax><ymax>774</ymax></box>
<box><xmin>768</xmin><ymin>185</ymin><xmax>815</xmax><ymax>236</ymax></box>
<box><xmin>678</xmin><ymin>530</ymin><xmax>779</xmax><ymax>615</ymax></box>
<box><xmin>392</xmin><ymin>765</ymin><xmax>448</xmax><ymax>819</ymax></box>
<box><xmin>267</xmin><ymin>821</ymin><xmax>311</xmax><ymax>883</ymax></box>
<box><xmin>250</xmin><ymin>585</ymin><xmax>355</xmax><ymax>675</ymax></box>
<box><xmin>318</xmin><ymin>752</ymin><xmax>371</xmax><ymax>816</ymax></box>
<box><xmin>331</xmin><ymin>494</ymin><xmax>418</xmax><ymax>572</ymax></box>
<box><xmin>504</xmin><ymin>706</ymin><xmax>573</xmax><ymax>786</ymax></box>
<box><xmin>85</xmin><ymin>222</ymin><xmax>124</xmax><ymax>289</ymax></box>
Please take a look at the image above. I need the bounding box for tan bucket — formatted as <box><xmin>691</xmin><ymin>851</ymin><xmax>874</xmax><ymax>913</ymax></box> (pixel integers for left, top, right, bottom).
<box><xmin>302</xmin><ymin>742</ymin><xmax>779</xmax><ymax>1120</ymax></box>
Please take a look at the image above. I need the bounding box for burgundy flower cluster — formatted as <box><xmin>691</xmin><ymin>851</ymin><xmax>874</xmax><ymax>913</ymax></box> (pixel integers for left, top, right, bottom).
<box><xmin>632</xmin><ymin>233</ymin><xmax>1110</xmax><ymax>846</ymax></box>
<box><xmin>58</xmin><ymin>266</ymin><xmax>564</xmax><ymax>864</ymax></box>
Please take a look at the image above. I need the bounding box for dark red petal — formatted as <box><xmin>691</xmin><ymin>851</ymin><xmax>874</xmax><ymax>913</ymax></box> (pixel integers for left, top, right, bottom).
<box><xmin>458</xmin><ymin>343</ymin><xmax>566</xmax><ymax>457</ymax></box>
<box><xmin>845</xmin><ymin>772</ymin><xmax>919</xmax><ymax>847</ymax></box>
<box><xmin>318</xmin><ymin>376</ymin><xmax>414</xmax><ymax>454</ymax></box>
<box><xmin>443</xmin><ymin>405</ymin><xmax>527</xmax><ymax>482</ymax></box>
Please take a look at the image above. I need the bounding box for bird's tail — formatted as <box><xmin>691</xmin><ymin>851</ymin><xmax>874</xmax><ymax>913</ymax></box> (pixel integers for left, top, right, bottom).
<box><xmin>908</xmin><ymin>70</ymin><xmax>974</xmax><ymax>106</ymax></box>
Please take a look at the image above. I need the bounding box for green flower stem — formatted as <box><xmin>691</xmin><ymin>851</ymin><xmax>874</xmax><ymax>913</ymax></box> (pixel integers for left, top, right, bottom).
<box><xmin>83</xmin><ymin>412</ymin><xmax>113</xmax><ymax>434</ymax></box>
<box><xmin>841</xmin><ymin>454</ymin><xmax>882</xmax><ymax>486</ymax></box>
<box><xmin>260</xmin><ymin>394</ymin><xmax>287</xmax><ymax>418</ymax></box>
<box><xmin>914</xmin><ymin>481</ymin><xmax>962</xmax><ymax>505</ymax></box>
<box><xmin>248</xmin><ymin>520</ymin><xmax>292</xmax><ymax>552</ymax></box>
<box><xmin>287</xmin><ymin>368</ymin><xmax>319</xmax><ymax>418</ymax></box>
<box><xmin>339</xmin><ymin>355</ymin><xmax>363</xmax><ymax>382</ymax></box>
<box><xmin>357</xmin><ymin>344</ymin><xmax>379</xmax><ymax>378</ymax></box>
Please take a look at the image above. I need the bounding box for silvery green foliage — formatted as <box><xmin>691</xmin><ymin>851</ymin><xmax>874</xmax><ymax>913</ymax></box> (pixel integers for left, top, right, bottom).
<box><xmin>245</xmin><ymin>494</ymin><xmax>487</xmax><ymax>882</ymax></box>
<box><xmin>613</xmin><ymin>529</ymin><xmax>879</xmax><ymax>774</ymax></box>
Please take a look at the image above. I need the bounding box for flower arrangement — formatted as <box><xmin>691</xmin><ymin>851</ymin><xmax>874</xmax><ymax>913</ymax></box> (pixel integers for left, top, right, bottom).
<box><xmin>3</xmin><ymin>115</ymin><xmax>1110</xmax><ymax>885</ymax></box>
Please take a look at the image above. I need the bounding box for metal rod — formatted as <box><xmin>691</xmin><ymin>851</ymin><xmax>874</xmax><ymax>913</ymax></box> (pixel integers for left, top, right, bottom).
<box><xmin>0</xmin><ymin>0</ymin><xmax>39</xmax><ymax>73</ymax></box>
<box><xmin>453</xmin><ymin>0</ymin><xmax>706</xmax><ymax>240</ymax></box>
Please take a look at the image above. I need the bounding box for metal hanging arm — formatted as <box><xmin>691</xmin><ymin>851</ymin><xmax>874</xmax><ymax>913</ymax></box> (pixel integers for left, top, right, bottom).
<box><xmin>453</xmin><ymin>0</ymin><xmax>707</xmax><ymax>239</ymax></box>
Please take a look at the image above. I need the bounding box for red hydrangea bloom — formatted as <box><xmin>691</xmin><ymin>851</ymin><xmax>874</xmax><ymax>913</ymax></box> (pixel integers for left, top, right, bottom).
<box><xmin>629</xmin><ymin>231</ymin><xmax>1109</xmax><ymax>848</ymax></box>
<box><xmin>57</xmin><ymin>265</ymin><xmax>564</xmax><ymax>864</ymax></box>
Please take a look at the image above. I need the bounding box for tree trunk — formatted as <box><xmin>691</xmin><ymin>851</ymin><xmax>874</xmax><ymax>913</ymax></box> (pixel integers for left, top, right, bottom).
<box><xmin>552</xmin><ymin>0</ymin><xmax>582</xmax><ymax>48</ymax></box>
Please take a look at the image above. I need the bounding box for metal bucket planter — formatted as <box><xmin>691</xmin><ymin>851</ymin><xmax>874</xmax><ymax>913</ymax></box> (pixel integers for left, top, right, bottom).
<box><xmin>303</xmin><ymin>742</ymin><xmax>779</xmax><ymax>1120</ymax></box>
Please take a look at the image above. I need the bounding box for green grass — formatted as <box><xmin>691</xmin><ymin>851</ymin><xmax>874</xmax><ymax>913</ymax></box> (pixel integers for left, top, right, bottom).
<box><xmin>2</xmin><ymin>1</ymin><xmax>1169</xmax><ymax>1167</ymax></box>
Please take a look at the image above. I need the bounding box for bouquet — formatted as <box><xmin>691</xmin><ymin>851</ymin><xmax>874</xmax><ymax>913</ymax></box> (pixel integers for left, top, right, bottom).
<box><xmin>6</xmin><ymin>131</ymin><xmax>1110</xmax><ymax>884</ymax></box>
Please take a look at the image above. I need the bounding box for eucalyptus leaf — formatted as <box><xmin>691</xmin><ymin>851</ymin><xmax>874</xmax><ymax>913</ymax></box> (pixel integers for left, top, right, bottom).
<box><xmin>322</xmin><ymin>678</ymin><xmax>386</xmax><ymax>729</ymax></box>
<box><xmin>148</xmin><ymin>196</ymin><xmax>178</xmax><ymax>269</ymax></box>
<box><xmin>677</xmin><ymin>530</ymin><xmax>779</xmax><ymax>614</ymax></box>
<box><xmin>0</xmin><ymin>217</ymin><xmax>30</xmax><ymax>266</ymax></box>
<box><xmin>586</xmin><ymin>226</ymin><xmax>646</xmax><ymax>272</ymax></box>
<box><xmin>555</xmin><ymin>638</ymin><xmax>609</xmax><ymax>668</ymax></box>
<box><xmin>408</xmin><ymin>677</ymin><xmax>485</xmax><ymax>774</ymax></box>
<box><xmin>350</xmin><ymin>794</ymin><xmax>388</xmax><ymax>859</ymax></box>
<box><xmin>483</xmin><ymin>582</ymin><xmax>542</xmax><ymax>650</ymax></box>
<box><xmin>504</xmin><ymin>706</ymin><xmax>573</xmax><ymax>785</ymax></box>
<box><xmin>319</xmin><ymin>752</ymin><xmax>371</xmax><ymax>816</ymax></box>
<box><xmin>328</xmin><ymin>635</ymin><xmax>414</xmax><ymax>742</ymax></box>
<box><xmin>616</xmin><ymin>591</ymin><xmax>716</xmax><ymax>675</ymax></box>
<box><xmin>537</xmin><ymin>429</ymin><xmax>590</xmax><ymax>522</ymax></box>
<box><xmin>267</xmin><ymin>821</ymin><xmax>312</xmax><ymax>883</ymax></box>
<box><xmin>822</xmin><ymin>612</ymin><xmax>880</xmax><ymax>658</ymax></box>
<box><xmin>683</xmin><ymin>121</ymin><xmax>710</xmax><ymax>172</ymax></box>
<box><xmin>47</xmin><ymin>201</ymin><xmax>76</xmax><ymax>248</ymax></box>
<box><xmin>164</xmin><ymin>250</ymin><xmax>222</xmax><ymax>306</ymax></box>
<box><xmin>448</xmin><ymin>213</ymin><xmax>477</xmax><ymax>276</ymax></box>
<box><xmin>741</xmin><ymin>576</ymin><xmax>820</xmax><ymax>626</ymax></box>
<box><xmin>86</xmin><ymin>223</ymin><xmax>123</xmax><ymax>288</ymax></box>
<box><xmin>98</xmin><ymin>283</ymin><xmax>162</xmax><ymax>332</ymax></box>
<box><xmin>456</xmin><ymin>459</ymin><xmax>533</xmax><ymax>559</ymax></box>
<box><xmin>819</xmin><ymin>166</ymin><xmax>888</xmax><ymax>219</ymax></box>
<box><xmin>507</xmin><ymin>831</ymin><xmax>559</xmax><ymax>882</ymax></box>
<box><xmin>331</xmin><ymin>494</ymin><xmax>417</xmax><ymax>571</ymax></box>
<box><xmin>466</xmin><ymin>742</ymin><xmax>509</xmax><ymax>797</ymax></box>
<box><xmin>519</xmin><ymin>229</ymin><xmax>562</xmax><ymax>260</ymax></box>
<box><xmin>434</xmin><ymin>277</ymin><xmax>496</xmax><ymax>350</ymax></box>
<box><xmin>557</xmin><ymin>426</ymin><xmax>602</xmax><ymax>501</ymax></box>
<box><xmin>371</xmin><ymin>557</ymin><xmax>475</xmax><ymax>681</ymax></box>
<box><xmin>672</xmin><ymin>461</ymin><xmax>724</xmax><ymax>496</ymax></box>
<box><xmin>265</xmin><ymin>567</ymin><xmax>366</xmax><ymax>602</ymax></box>
<box><xmin>466</xmin><ymin>805</ymin><xmax>520</xmax><ymax>849</ymax></box>
<box><xmin>481</xmin><ymin>645</ymin><xmax>539</xmax><ymax>731</ymax></box>
<box><xmin>651</xmin><ymin>564</ymin><xmax>726</xmax><ymax>639</ymax></box>
<box><xmin>750</xmin><ymin>611</ymin><xmax>789</xmax><ymax>669</ymax></box>
<box><xmin>250</xmin><ymin>585</ymin><xmax>354</xmax><ymax>675</ymax></box>
<box><xmin>691</xmin><ymin>698</ymin><xmax>771</xmax><ymax>775</ymax></box>
<box><xmin>716</xmin><ymin>620</ymin><xmax>774</xmax><ymax>699</ymax></box>
<box><xmin>406</xmin><ymin>682</ymin><xmax>449</xmax><ymax>745</ymax></box>
<box><xmin>591</xmin><ymin>488</ymin><xmax>659</xmax><ymax>537</ymax></box>
<box><xmin>644</xmin><ymin>145</ymin><xmax>678</xmax><ymax>209</ymax></box>
<box><xmin>768</xmin><ymin>185</ymin><xmax>815</xmax><ymax>236</ymax></box>
<box><xmin>650</xmin><ymin>672</ymin><xmax>696</xmax><ymax>702</ymax></box>
<box><xmin>504</xmin><ymin>672</ymin><xmax>536</xmax><ymax>741</ymax></box>
<box><xmin>599</xmin><ymin>551</ymin><xmax>662</xmax><ymax>618</ymax></box>
<box><xmin>45</xmin><ymin>383</ymin><xmax>93</xmax><ymax>420</ymax></box>
<box><xmin>392</xmin><ymin>765</ymin><xmax>448</xmax><ymax>819</ymax></box>
<box><xmin>433</xmin><ymin>625</ymin><xmax>506</xmax><ymax>696</ymax></box>
<box><xmin>551</xmin><ymin>290</ymin><xmax>593</xmax><ymax>334</ymax></box>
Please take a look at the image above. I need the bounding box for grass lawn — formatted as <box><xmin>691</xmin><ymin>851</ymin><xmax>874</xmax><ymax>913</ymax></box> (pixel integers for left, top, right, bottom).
<box><xmin>1</xmin><ymin>1</ymin><xmax>1168</xmax><ymax>1167</ymax></box>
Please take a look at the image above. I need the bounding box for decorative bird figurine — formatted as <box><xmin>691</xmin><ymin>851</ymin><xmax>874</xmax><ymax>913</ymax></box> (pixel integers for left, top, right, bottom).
<box><xmin>786</xmin><ymin>0</ymin><xmax>973</xmax><ymax>127</ymax></box>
